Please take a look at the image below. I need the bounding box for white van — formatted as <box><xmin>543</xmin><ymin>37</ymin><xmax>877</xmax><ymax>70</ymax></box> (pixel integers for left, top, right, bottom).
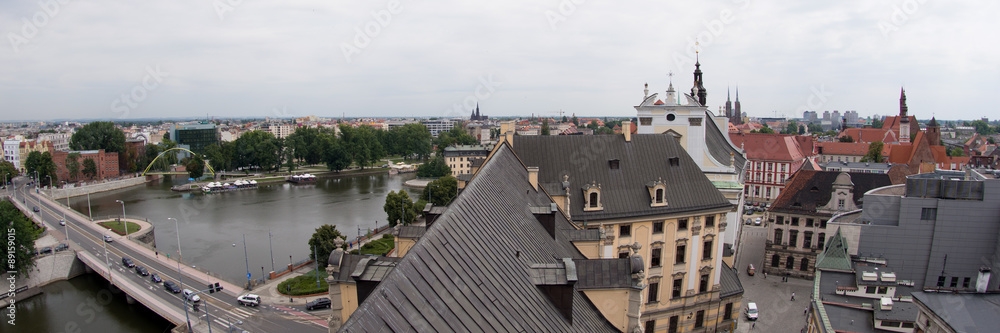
<box><xmin>182</xmin><ymin>289</ymin><xmax>201</xmax><ymax>303</ymax></box>
<box><xmin>745</xmin><ymin>302</ymin><xmax>759</xmax><ymax>320</ymax></box>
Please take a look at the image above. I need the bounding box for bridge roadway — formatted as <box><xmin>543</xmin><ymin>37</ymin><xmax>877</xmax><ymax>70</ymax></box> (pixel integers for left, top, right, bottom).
<box><xmin>10</xmin><ymin>178</ymin><xmax>328</xmax><ymax>333</ymax></box>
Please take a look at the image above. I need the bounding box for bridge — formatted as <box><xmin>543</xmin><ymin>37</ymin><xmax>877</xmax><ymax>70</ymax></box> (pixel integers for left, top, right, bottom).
<box><xmin>11</xmin><ymin>178</ymin><xmax>329</xmax><ymax>333</ymax></box>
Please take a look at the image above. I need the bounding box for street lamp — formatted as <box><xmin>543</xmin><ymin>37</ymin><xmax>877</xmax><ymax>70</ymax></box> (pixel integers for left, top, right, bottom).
<box><xmin>268</xmin><ymin>229</ymin><xmax>275</xmax><ymax>274</ymax></box>
<box><xmin>168</xmin><ymin>217</ymin><xmax>191</xmax><ymax>332</ymax></box>
<box><xmin>114</xmin><ymin>200</ymin><xmax>128</xmax><ymax>239</ymax></box>
<box><xmin>227</xmin><ymin>315</ymin><xmax>244</xmax><ymax>333</ymax></box>
<box><xmin>234</xmin><ymin>234</ymin><xmax>251</xmax><ymax>290</ymax></box>
<box><xmin>46</xmin><ymin>175</ymin><xmax>52</xmax><ymax>196</ymax></box>
<box><xmin>103</xmin><ymin>228</ymin><xmax>112</xmax><ymax>287</ymax></box>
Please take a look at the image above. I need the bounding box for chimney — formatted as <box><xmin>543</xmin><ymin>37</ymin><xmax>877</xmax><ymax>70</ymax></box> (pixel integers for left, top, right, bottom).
<box><xmin>623</xmin><ymin>120</ymin><xmax>632</xmax><ymax>142</ymax></box>
<box><xmin>531</xmin><ymin>203</ymin><xmax>558</xmax><ymax>239</ymax></box>
<box><xmin>423</xmin><ymin>203</ymin><xmax>445</xmax><ymax>228</ymax></box>
<box><xmin>530</xmin><ymin>258</ymin><xmax>578</xmax><ymax>324</ymax></box>
<box><xmin>527</xmin><ymin>166</ymin><xmax>539</xmax><ymax>191</ymax></box>
<box><xmin>977</xmin><ymin>267</ymin><xmax>991</xmax><ymax>293</ymax></box>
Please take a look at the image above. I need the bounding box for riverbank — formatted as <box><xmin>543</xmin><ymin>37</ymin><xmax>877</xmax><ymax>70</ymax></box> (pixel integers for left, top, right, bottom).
<box><xmin>172</xmin><ymin>167</ymin><xmax>392</xmax><ymax>192</ymax></box>
<box><xmin>50</xmin><ymin>176</ymin><xmax>147</xmax><ymax>199</ymax></box>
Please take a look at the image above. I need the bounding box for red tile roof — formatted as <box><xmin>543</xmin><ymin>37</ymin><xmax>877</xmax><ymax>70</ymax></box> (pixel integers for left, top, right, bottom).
<box><xmin>816</xmin><ymin>142</ymin><xmax>870</xmax><ymax>156</ymax></box>
<box><xmin>729</xmin><ymin>133</ymin><xmax>812</xmax><ymax>161</ymax></box>
<box><xmin>839</xmin><ymin>128</ymin><xmax>898</xmax><ymax>143</ymax></box>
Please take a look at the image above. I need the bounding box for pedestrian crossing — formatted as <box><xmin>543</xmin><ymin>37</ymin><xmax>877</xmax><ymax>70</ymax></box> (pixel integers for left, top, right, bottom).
<box><xmin>212</xmin><ymin>306</ymin><xmax>258</xmax><ymax>331</ymax></box>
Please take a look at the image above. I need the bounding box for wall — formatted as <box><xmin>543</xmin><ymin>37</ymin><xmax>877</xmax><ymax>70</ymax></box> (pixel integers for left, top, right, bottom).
<box><xmin>51</xmin><ymin>176</ymin><xmax>146</xmax><ymax>199</ymax></box>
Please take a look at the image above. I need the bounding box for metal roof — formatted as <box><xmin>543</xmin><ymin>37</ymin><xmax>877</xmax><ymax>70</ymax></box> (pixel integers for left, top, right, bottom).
<box><xmin>912</xmin><ymin>292</ymin><xmax>1000</xmax><ymax>332</ymax></box>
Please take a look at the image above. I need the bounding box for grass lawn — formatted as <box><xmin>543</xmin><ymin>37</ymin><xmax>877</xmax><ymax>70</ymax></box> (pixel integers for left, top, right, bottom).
<box><xmin>359</xmin><ymin>235</ymin><xmax>396</xmax><ymax>256</ymax></box>
<box><xmin>99</xmin><ymin>220</ymin><xmax>141</xmax><ymax>235</ymax></box>
<box><xmin>278</xmin><ymin>268</ymin><xmax>329</xmax><ymax>296</ymax></box>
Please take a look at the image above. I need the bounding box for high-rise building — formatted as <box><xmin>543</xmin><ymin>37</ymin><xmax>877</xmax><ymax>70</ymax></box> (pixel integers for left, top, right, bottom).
<box><xmin>171</xmin><ymin>123</ymin><xmax>219</xmax><ymax>154</ymax></box>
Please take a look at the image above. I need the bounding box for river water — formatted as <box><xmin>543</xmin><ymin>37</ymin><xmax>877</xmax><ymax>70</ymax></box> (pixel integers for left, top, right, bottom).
<box><xmin>19</xmin><ymin>171</ymin><xmax>421</xmax><ymax>332</ymax></box>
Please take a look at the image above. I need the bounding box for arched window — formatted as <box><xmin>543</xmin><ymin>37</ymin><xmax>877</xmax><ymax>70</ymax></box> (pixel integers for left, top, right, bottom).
<box><xmin>589</xmin><ymin>192</ymin><xmax>599</xmax><ymax>208</ymax></box>
<box><xmin>583</xmin><ymin>182</ymin><xmax>603</xmax><ymax>211</ymax></box>
<box><xmin>785</xmin><ymin>255</ymin><xmax>795</xmax><ymax>269</ymax></box>
<box><xmin>771</xmin><ymin>254</ymin><xmax>780</xmax><ymax>267</ymax></box>
<box><xmin>800</xmin><ymin>258</ymin><xmax>810</xmax><ymax>271</ymax></box>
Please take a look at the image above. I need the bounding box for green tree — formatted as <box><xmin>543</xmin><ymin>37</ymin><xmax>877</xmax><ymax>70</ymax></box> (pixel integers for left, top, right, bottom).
<box><xmin>0</xmin><ymin>160</ymin><xmax>17</xmax><ymax>185</ymax></box>
<box><xmin>307</xmin><ymin>224</ymin><xmax>345</xmax><ymax>267</ymax></box>
<box><xmin>82</xmin><ymin>158</ymin><xmax>97</xmax><ymax>179</ymax></box>
<box><xmin>541</xmin><ymin>118</ymin><xmax>550</xmax><ymax>136</ymax></box>
<box><xmin>948</xmin><ymin>147</ymin><xmax>965</xmax><ymax>157</ymax></box>
<box><xmin>433</xmin><ymin>124</ymin><xmax>478</xmax><ymax>156</ymax></box>
<box><xmin>1</xmin><ymin>201</ymin><xmax>42</xmax><ymax>277</ymax></box>
<box><xmin>839</xmin><ymin>135</ymin><xmax>855</xmax><ymax>143</ymax></box>
<box><xmin>871</xmin><ymin>117</ymin><xmax>884</xmax><ymax>129</ymax></box>
<box><xmin>26</xmin><ymin>152</ymin><xmax>57</xmax><ymax>186</ymax></box>
<box><xmin>571</xmin><ymin>115</ymin><xmax>579</xmax><ymax>126</ymax></box>
<box><xmin>971</xmin><ymin>120</ymin><xmax>995</xmax><ymax>135</ymax></box>
<box><xmin>752</xmin><ymin>125</ymin><xmax>775</xmax><ymax>134</ymax></box>
<box><xmin>325</xmin><ymin>137</ymin><xmax>352</xmax><ymax>172</ymax></box>
<box><xmin>421</xmin><ymin>176</ymin><xmax>458</xmax><ymax>206</ymax></box>
<box><xmin>66</xmin><ymin>153</ymin><xmax>81</xmax><ymax>180</ymax></box>
<box><xmin>989</xmin><ymin>137</ymin><xmax>996</xmax><ymax>144</ymax></box>
<box><xmin>232</xmin><ymin>130</ymin><xmax>280</xmax><ymax>172</ymax></box>
<box><xmin>203</xmin><ymin>142</ymin><xmax>233</xmax><ymax>172</ymax></box>
<box><xmin>861</xmin><ymin>141</ymin><xmax>885</xmax><ymax>163</ymax></box>
<box><xmin>807</xmin><ymin>123</ymin><xmax>824</xmax><ymax>134</ymax></box>
<box><xmin>24</xmin><ymin>151</ymin><xmax>41</xmax><ymax>177</ymax></box>
<box><xmin>595</xmin><ymin>127</ymin><xmax>614</xmax><ymax>135</ymax></box>
<box><xmin>70</xmin><ymin>121</ymin><xmax>126</xmax><ymax>153</ymax></box>
<box><xmin>384</xmin><ymin>190</ymin><xmax>416</xmax><ymax>226</ymax></box>
<box><xmin>416</xmin><ymin>157</ymin><xmax>451</xmax><ymax>178</ymax></box>
<box><xmin>185</xmin><ymin>154</ymin><xmax>205</xmax><ymax>179</ymax></box>
<box><xmin>561</xmin><ymin>116</ymin><xmax>568</xmax><ymax>123</ymax></box>
<box><xmin>587</xmin><ymin>120</ymin><xmax>600</xmax><ymax>131</ymax></box>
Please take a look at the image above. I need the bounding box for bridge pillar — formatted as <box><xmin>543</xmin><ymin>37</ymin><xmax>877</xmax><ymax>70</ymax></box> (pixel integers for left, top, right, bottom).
<box><xmin>125</xmin><ymin>294</ymin><xmax>136</xmax><ymax>305</ymax></box>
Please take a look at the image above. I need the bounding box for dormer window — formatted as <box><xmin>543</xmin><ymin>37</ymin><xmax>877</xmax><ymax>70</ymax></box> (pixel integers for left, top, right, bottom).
<box><xmin>582</xmin><ymin>181</ymin><xmax>603</xmax><ymax>211</ymax></box>
<box><xmin>647</xmin><ymin>178</ymin><xmax>668</xmax><ymax>207</ymax></box>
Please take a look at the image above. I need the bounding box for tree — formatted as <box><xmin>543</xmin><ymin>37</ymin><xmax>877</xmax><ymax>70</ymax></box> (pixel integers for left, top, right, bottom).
<box><xmin>384</xmin><ymin>190</ymin><xmax>416</xmax><ymax>226</ymax></box>
<box><xmin>307</xmin><ymin>224</ymin><xmax>345</xmax><ymax>267</ymax></box>
<box><xmin>989</xmin><ymin>137</ymin><xmax>996</xmax><ymax>145</ymax></box>
<box><xmin>571</xmin><ymin>115</ymin><xmax>579</xmax><ymax>126</ymax></box>
<box><xmin>82</xmin><ymin>158</ymin><xmax>98</xmax><ymax>179</ymax></box>
<box><xmin>839</xmin><ymin>135</ymin><xmax>855</xmax><ymax>143</ymax></box>
<box><xmin>185</xmin><ymin>154</ymin><xmax>205</xmax><ymax>179</ymax></box>
<box><xmin>587</xmin><ymin>120</ymin><xmax>600</xmax><ymax>131</ymax></box>
<box><xmin>948</xmin><ymin>147</ymin><xmax>965</xmax><ymax>157</ymax></box>
<box><xmin>24</xmin><ymin>151</ymin><xmax>41</xmax><ymax>177</ymax></box>
<box><xmin>325</xmin><ymin>137</ymin><xmax>352</xmax><ymax>172</ymax></box>
<box><xmin>0</xmin><ymin>160</ymin><xmax>17</xmax><ymax>185</ymax></box>
<box><xmin>752</xmin><ymin>125</ymin><xmax>775</xmax><ymax>134</ymax></box>
<box><xmin>203</xmin><ymin>142</ymin><xmax>232</xmax><ymax>172</ymax></box>
<box><xmin>871</xmin><ymin>117</ymin><xmax>884</xmax><ymax>129</ymax></box>
<box><xmin>1</xmin><ymin>201</ymin><xmax>42</xmax><ymax>277</ymax></box>
<box><xmin>807</xmin><ymin>123</ymin><xmax>824</xmax><ymax>134</ymax></box>
<box><xmin>26</xmin><ymin>151</ymin><xmax>57</xmax><ymax>186</ymax></box>
<box><xmin>971</xmin><ymin>120</ymin><xmax>995</xmax><ymax>135</ymax></box>
<box><xmin>561</xmin><ymin>116</ymin><xmax>568</xmax><ymax>123</ymax></box>
<box><xmin>861</xmin><ymin>141</ymin><xmax>885</xmax><ymax>163</ymax></box>
<box><xmin>66</xmin><ymin>153</ymin><xmax>81</xmax><ymax>180</ymax></box>
<box><xmin>541</xmin><ymin>119</ymin><xmax>550</xmax><ymax>136</ymax></box>
<box><xmin>416</xmin><ymin>157</ymin><xmax>451</xmax><ymax>178</ymax></box>
<box><xmin>595</xmin><ymin>127</ymin><xmax>614</xmax><ymax>135</ymax></box>
<box><xmin>421</xmin><ymin>176</ymin><xmax>458</xmax><ymax>206</ymax></box>
<box><xmin>70</xmin><ymin>121</ymin><xmax>126</xmax><ymax>153</ymax></box>
<box><xmin>433</xmin><ymin>124</ymin><xmax>477</xmax><ymax>155</ymax></box>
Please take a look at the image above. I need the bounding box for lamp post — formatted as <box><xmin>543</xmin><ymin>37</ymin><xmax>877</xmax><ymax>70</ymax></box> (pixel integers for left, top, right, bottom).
<box><xmin>268</xmin><ymin>229</ymin><xmax>275</xmax><ymax>274</ymax></box>
<box><xmin>313</xmin><ymin>244</ymin><xmax>320</xmax><ymax>288</ymax></box>
<box><xmin>114</xmin><ymin>200</ymin><xmax>127</xmax><ymax>238</ymax></box>
<box><xmin>45</xmin><ymin>175</ymin><xmax>52</xmax><ymax>196</ymax></box>
<box><xmin>227</xmin><ymin>315</ymin><xmax>244</xmax><ymax>333</ymax></box>
<box><xmin>168</xmin><ymin>217</ymin><xmax>190</xmax><ymax>332</ymax></box>
<box><xmin>235</xmin><ymin>234</ymin><xmax>251</xmax><ymax>290</ymax></box>
<box><xmin>103</xmin><ymin>228</ymin><xmax>112</xmax><ymax>287</ymax></box>
<box><xmin>86</xmin><ymin>192</ymin><xmax>92</xmax><ymax>221</ymax></box>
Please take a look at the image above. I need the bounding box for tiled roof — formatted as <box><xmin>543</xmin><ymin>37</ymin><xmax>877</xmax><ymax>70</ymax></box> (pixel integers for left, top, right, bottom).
<box><xmin>340</xmin><ymin>144</ymin><xmax>619</xmax><ymax>332</ymax></box>
<box><xmin>816</xmin><ymin>142</ymin><xmax>870</xmax><ymax>156</ymax></box>
<box><xmin>728</xmin><ymin>133</ymin><xmax>811</xmax><ymax>162</ymax></box>
<box><xmin>512</xmin><ymin>134</ymin><xmax>731</xmax><ymax>221</ymax></box>
<box><xmin>770</xmin><ymin>170</ymin><xmax>892</xmax><ymax>215</ymax></box>
<box><xmin>839</xmin><ymin>128</ymin><xmax>898</xmax><ymax>143</ymax></box>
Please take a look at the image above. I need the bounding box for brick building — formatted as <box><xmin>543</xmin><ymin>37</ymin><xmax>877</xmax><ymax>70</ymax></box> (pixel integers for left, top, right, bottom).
<box><xmin>52</xmin><ymin>149</ymin><xmax>120</xmax><ymax>182</ymax></box>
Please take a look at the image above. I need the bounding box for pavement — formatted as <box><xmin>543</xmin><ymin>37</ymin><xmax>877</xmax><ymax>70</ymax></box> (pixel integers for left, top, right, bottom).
<box><xmin>734</xmin><ymin>214</ymin><xmax>813</xmax><ymax>333</ymax></box>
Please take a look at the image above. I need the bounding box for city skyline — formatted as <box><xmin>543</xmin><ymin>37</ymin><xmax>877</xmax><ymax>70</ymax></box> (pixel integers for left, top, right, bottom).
<box><xmin>2</xmin><ymin>1</ymin><xmax>997</xmax><ymax>121</ymax></box>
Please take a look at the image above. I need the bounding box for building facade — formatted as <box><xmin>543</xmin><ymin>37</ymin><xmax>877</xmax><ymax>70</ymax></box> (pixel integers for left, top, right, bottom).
<box><xmin>52</xmin><ymin>149</ymin><xmax>120</xmax><ymax>182</ymax></box>
<box><xmin>4</xmin><ymin>139</ymin><xmax>22</xmax><ymax>171</ymax></box>
<box><xmin>171</xmin><ymin>123</ymin><xmax>219</xmax><ymax>154</ymax></box>
<box><xmin>422</xmin><ymin>119</ymin><xmax>456</xmax><ymax>137</ymax></box>
<box><xmin>442</xmin><ymin>144</ymin><xmax>492</xmax><ymax>177</ymax></box>
<box><xmin>730</xmin><ymin>133</ymin><xmax>815</xmax><ymax>204</ymax></box>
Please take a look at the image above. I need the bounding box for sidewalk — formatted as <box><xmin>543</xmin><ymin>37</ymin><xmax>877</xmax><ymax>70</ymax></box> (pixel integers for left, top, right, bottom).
<box><xmin>252</xmin><ymin>264</ymin><xmax>328</xmax><ymax>306</ymax></box>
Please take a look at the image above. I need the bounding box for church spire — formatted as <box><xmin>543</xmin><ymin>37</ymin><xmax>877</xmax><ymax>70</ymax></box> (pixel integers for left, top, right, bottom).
<box><xmin>899</xmin><ymin>87</ymin><xmax>908</xmax><ymax>120</ymax></box>
<box><xmin>690</xmin><ymin>51</ymin><xmax>707</xmax><ymax>106</ymax></box>
<box><xmin>724</xmin><ymin>87</ymin><xmax>733</xmax><ymax>117</ymax></box>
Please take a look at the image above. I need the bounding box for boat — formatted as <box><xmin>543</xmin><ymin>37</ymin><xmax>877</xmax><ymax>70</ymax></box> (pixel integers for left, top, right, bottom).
<box><xmin>202</xmin><ymin>180</ymin><xmax>259</xmax><ymax>194</ymax></box>
<box><xmin>287</xmin><ymin>174</ymin><xmax>317</xmax><ymax>184</ymax></box>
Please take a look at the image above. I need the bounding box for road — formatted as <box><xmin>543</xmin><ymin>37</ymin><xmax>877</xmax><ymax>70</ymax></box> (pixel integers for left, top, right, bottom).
<box><xmin>10</xmin><ymin>177</ymin><xmax>329</xmax><ymax>333</ymax></box>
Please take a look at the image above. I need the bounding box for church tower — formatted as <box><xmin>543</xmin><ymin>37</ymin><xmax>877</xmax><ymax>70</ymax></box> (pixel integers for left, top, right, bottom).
<box><xmin>733</xmin><ymin>87</ymin><xmax>743</xmax><ymax>125</ymax></box>
<box><xmin>899</xmin><ymin>88</ymin><xmax>910</xmax><ymax>144</ymax></box>
<box><xmin>926</xmin><ymin>116</ymin><xmax>941</xmax><ymax>146</ymax></box>
<box><xmin>690</xmin><ymin>53</ymin><xmax>707</xmax><ymax>106</ymax></box>
<box><xmin>724</xmin><ymin>88</ymin><xmax>733</xmax><ymax>118</ymax></box>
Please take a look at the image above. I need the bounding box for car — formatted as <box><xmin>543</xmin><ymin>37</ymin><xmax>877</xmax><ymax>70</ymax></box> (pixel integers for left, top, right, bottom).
<box><xmin>305</xmin><ymin>297</ymin><xmax>331</xmax><ymax>311</ymax></box>
<box><xmin>754</xmin><ymin>217</ymin><xmax>762</xmax><ymax>226</ymax></box>
<box><xmin>59</xmin><ymin>219</ymin><xmax>65</xmax><ymax>226</ymax></box>
<box><xmin>54</xmin><ymin>243</ymin><xmax>69</xmax><ymax>252</ymax></box>
<box><xmin>150</xmin><ymin>273</ymin><xmax>162</xmax><ymax>283</ymax></box>
<box><xmin>32</xmin><ymin>206</ymin><xmax>39</xmax><ymax>212</ymax></box>
<box><xmin>121</xmin><ymin>257</ymin><xmax>135</xmax><ymax>268</ymax></box>
<box><xmin>104</xmin><ymin>235</ymin><xmax>114</xmax><ymax>243</ymax></box>
<box><xmin>237</xmin><ymin>294</ymin><xmax>261</xmax><ymax>307</ymax></box>
<box><xmin>163</xmin><ymin>281</ymin><xmax>181</xmax><ymax>294</ymax></box>
<box><xmin>183</xmin><ymin>289</ymin><xmax>201</xmax><ymax>303</ymax></box>
<box><xmin>745</xmin><ymin>218</ymin><xmax>752</xmax><ymax>225</ymax></box>
<box><xmin>746</xmin><ymin>264</ymin><xmax>755</xmax><ymax>276</ymax></box>
<box><xmin>38</xmin><ymin>246</ymin><xmax>53</xmax><ymax>255</ymax></box>
<box><xmin>745</xmin><ymin>302</ymin><xmax>759</xmax><ymax>320</ymax></box>
<box><xmin>135</xmin><ymin>266</ymin><xmax>149</xmax><ymax>276</ymax></box>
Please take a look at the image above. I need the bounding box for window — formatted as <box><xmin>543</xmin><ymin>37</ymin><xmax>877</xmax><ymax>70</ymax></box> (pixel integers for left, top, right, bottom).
<box><xmin>806</xmin><ymin>218</ymin><xmax>814</xmax><ymax>227</ymax></box>
<box><xmin>675</xmin><ymin>245</ymin><xmax>686</xmax><ymax>264</ymax></box>
<box><xmin>678</xmin><ymin>218</ymin><xmax>688</xmax><ymax>230</ymax></box>
<box><xmin>789</xmin><ymin>230</ymin><xmax>798</xmax><ymax>248</ymax></box>
<box><xmin>776</xmin><ymin>216</ymin><xmax>784</xmax><ymax>224</ymax></box>
<box><xmin>937</xmin><ymin>276</ymin><xmax>946</xmax><ymax>287</ymax></box>
<box><xmin>655</xmin><ymin>189</ymin><xmax>664</xmax><ymax>203</ymax></box>
<box><xmin>838</xmin><ymin>199</ymin><xmax>845</xmax><ymax>210</ymax></box>
<box><xmin>820</xmin><ymin>219</ymin><xmax>828</xmax><ymax>228</ymax></box>
<box><xmin>921</xmin><ymin>208</ymin><xmax>937</xmax><ymax>220</ymax></box>
<box><xmin>803</xmin><ymin>231</ymin><xmax>813</xmax><ymax>249</ymax></box>
<box><xmin>800</xmin><ymin>258</ymin><xmax>809</xmax><ymax>271</ymax></box>
<box><xmin>653</xmin><ymin>221</ymin><xmax>664</xmax><ymax>234</ymax></box>
<box><xmin>645</xmin><ymin>320</ymin><xmax>655</xmax><ymax>333</ymax></box>
<box><xmin>791</xmin><ymin>217</ymin><xmax>799</xmax><ymax>226</ymax></box>
<box><xmin>695</xmin><ymin>310</ymin><xmax>705</xmax><ymax>328</ymax></box>
<box><xmin>699</xmin><ymin>274</ymin><xmax>710</xmax><ymax>293</ymax></box>
<box><xmin>964</xmin><ymin>277</ymin><xmax>971</xmax><ymax>288</ymax></box>
<box><xmin>767</xmin><ymin>163</ymin><xmax>773</xmax><ymax>171</ymax></box>
<box><xmin>766</xmin><ymin>187</ymin><xmax>772</xmax><ymax>198</ymax></box>
<box><xmin>648</xmin><ymin>282</ymin><xmax>659</xmax><ymax>302</ymax></box>
<box><xmin>866</xmin><ymin>286</ymin><xmax>876</xmax><ymax>294</ymax></box>
<box><xmin>771</xmin><ymin>254</ymin><xmax>780</xmax><ymax>267</ymax></box>
<box><xmin>620</xmin><ymin>224</ymin><xmax>631</xmax><ymax>237</ymax></box>
<box><xmin>950</xmin><ymin>277</ymin><xmax>959</xmax><ymax>288</ymax></box>
<box><xmin>619</xmin><ymin>251</ymin><xmax>630</xmax><ymax>259</ymax></box>
<box><xmin>902</xmin><ymin>323</ymin><xmax>914</xmax><ymax>329</ymax></box>
<box><xmin>785</xmin><ymin>255</ymin><xmax>794</xmax><ymax>269</ymax></box>
<box><xmin>754</xmin><ymin>186</ymin><xmax>760</xmax><ymax>196</ymax></box>
<box><xmin>703</xmin><ymin>240</ymin><xmax>713</xmax><ymax>260</ymax></box>
<box><xmin>651</xmin><ymin>248</ymin><xmax>662</xmax><ymax>267</ymax></box>
<box><xmin>781</xmin><ymin>164</ymin><xmax>786</xmax><ymax>172</ymax></box>
<box><xmin>774</xmin><ymin>229</ymin><xmax>783</xmax><ymax>244</ymax></box>
<box><xmin>878</xmin><ymin>286</ymin><xmax>888</xmax><ymax>294</ymax></box>
<box><xmin>724</xmin><ymin>302</ymin><xmax>733</xmax><ymax>320</ymax></box>
<box><xmin>589</xmin><ymin>192</ymin><xmax>599</xmax><ymax>208</ymax></box>
<box><xmin>705</xmin><ymin>215</ymin><xmax>715</xmax><ymax>228</ymax></box>
<box><xmin>668</xmin><ymin>316</ymin><xmax>679</xmax><ymax>333</ymax></box>
<box><xmin>672</xmin><ymin>278</ymin><xmax>683</xmax><ymax>298</ymax></box>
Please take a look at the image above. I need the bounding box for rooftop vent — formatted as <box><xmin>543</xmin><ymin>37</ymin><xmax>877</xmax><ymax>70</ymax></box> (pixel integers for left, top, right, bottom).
<box><xmin>880</xmin><ymin>297</ymin><xmax>893</xmax><ymax>311</ymax></box>
<box><xmin>609</xmin><ymin>159</ymin><xmax>620</xmax><ymax>170</ymax></box>
<box><xmin>862</xmin><ymin>271</ymin><xmax>878</xmax><ymax>281</ymax></box>
<box><xmin>880</xmin><ymin>272</ymin><xmax>896</xmax><ymax>282</ymax></box>
<box><xmin>668</xmin><ymin>157</ymin><xmax>680</xmax><ymax>167</ymax></box>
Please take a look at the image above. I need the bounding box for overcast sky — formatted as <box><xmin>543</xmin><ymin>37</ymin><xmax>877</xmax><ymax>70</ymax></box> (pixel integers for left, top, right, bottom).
<box><xmin>2</xmin><ymin>1</ymin><xmax>996</xmax><ymax>122</ymax></box>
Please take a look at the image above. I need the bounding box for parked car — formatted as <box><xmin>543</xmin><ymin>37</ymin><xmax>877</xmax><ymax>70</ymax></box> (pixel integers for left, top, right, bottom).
<box><xmin>135</xmin><ymin>266</ymin><xmax>149</xmax><ymax>276</ymax></box>
<box><xmin>163</xmin><ymin>281</ymin><xmax>181</xmax><ymax>293</ymax></box>
<box><xmin>38</xmin><ymin>246</ymin><xmax>53</xmax><ymax>255</ymax></box>
<box><xmin>746</xmin><ymin>302</ymin><xmax>759</xmax><ymax>320</ymax></box>
<box><xmin>754</xmin><ymin>217</ymin><xmax>762</xmax><ymax>226</ymax></box>
<box><xmin>746</xmin><ymin>264</ymin><xmax>755</xmax><ymax>276</ymax></box>
<box><xmin>104</xmin><ymin>235</ymin><xmax>114</xmax><ymax>243</ymax></box>
<box><xmin>59</xmin><ymin>219</ymin><xmax>65</xmax><ymax>226</ymax></box>
<box><xmin>745</xmin><ymin>218</ymin><xmax>752</xmax><ymax>225</ymax></box>
<box><xmin>150</xmin><ymin>273</ymin><xmax>162</xmax><ymax>283</ymax></box>
<box><xmin>183</xmin><ymin>289</ymin><xmax>201</xmax><ymax>303</ymax></box>
<box><xmin>32</xmin><ymin>206</ymin><xmax>39</xmax><ymax>212</ymax></box>
<box><xmin>54</xmin><ymin>243</ymin><xmax>69</xmax><ymax>252</ymax></box>
<box><xmin>237</xmin><ymin>294</ymin><xmax>261</xmax><ymax>307</ymax></box>
<box><xmin>121</xmin><ymin>257</ymin><xmax>135</xmax><ymax>268</ymax></box>
<box><xmin>305</xmin><ymin>297</ymin><xmax>331</xmax><ymax>311</ymax></box>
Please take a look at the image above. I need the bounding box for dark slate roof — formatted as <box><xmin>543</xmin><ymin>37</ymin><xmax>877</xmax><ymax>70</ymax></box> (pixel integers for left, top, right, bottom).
<box><xmin>568</xmin><ymin>229</ymin><xmax>600</xmax><ymax>242</ymax></box>
<box><xmin>330</xmin><ymin>254</ymin><xmax>370</xmax><ymax>283</ymax></box>
<box><xmin>873</xmin><ymin>301</ymin><xmax>918</xmax><ymax>322</ymax></box>
<box><xmin>771</xmin><ymin>170</ymin><xmax>892</xmax><ymax>216</ymax></box>
<box><xmin>395</xmin><ymin>225</ymin><xmax>426</xmax><ymax>239</ymax></box>
<box><xmin>512</xmin><ymin>134</ymin><xmax>731</xmax><ymax>221</ymax></box>
<box><xmin>340</xmin><ymin>144</ymin><xmax>619</xmax><ymax>332</ymax></box>
<box><xmin>352</xmin><ymin>257</ymin><xmax>401</xmax><ymax>282</ymax></box>
<box><xmin>575</xmin><ymin>259</ymin><xmax>633</xmax><ymax>289</ymax></box>
<box><xmin>719</xmin><ymin>262</ymin><xmax>744</xmax><ymax>298</ymax></box>
<box><xmin>704</xmin><ymin>113</ymin><xmax>747</xmax><ymax>175</ymax></box>
<box><xmin>912</xmin><ymin>292</ymin><xmax>1000</xmax><ymax>332</ymax></box>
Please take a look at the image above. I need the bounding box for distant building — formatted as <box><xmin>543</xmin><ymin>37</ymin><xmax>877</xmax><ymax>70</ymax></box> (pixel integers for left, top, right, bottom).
<box><xmin>171</xmin><ymin>123</ymin><xmax>219</xmax><ymax>154</ymax></box>
<box><xmin>19</xmin><ymin>140</ymin><xmax>54</xmax><ymax>171</ymax></box>
<box><xmin>52</xmin><ymin>149</ymin><xmax>120</xmax><ymax>182</ymax></box>
<box><xmin>4</xmin><ymin>139</ymin><xmax>22</xmax><ymax>171</ymax></box>
<box><xmin>442</xmin><ymin>144</ymin><xmax>492</xmax><ymax>178</ymax></box>
<box><xmin>265</xmin><ymin>123</ymin><xmax>293</xmax><ymax>139</ymax></box>
<box><xmin>729</xmin><ymin>133</ymin><xmax>816</xmax><ymax>203</ymax></box>
<box><xmin>37</xmin><ymin>132</ymin><xmax>72</xmax><ymax>152</ymax></box>
<box><xmin>815</xmin><ymin>141</ymin><xmax>873</xmax><ymax>163</ymax></box>
<box><xmin>469</xmin><ymin>103</ymin><xmax>488</xmax><ymax>121</ymax></box>
<box><xmin>422</xmin><ymin>119</ymin><xmax>455</xmax><ymax>137</ymax></box>
<box><xmin>803</xmin><ymin>111</ymin><xmax>819</xmax><ymax>123</ymax></box>
<box><xmin>820</xmin><ymin>161</ymin><xmax>892</xmax><ymax>174</ymax></box>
